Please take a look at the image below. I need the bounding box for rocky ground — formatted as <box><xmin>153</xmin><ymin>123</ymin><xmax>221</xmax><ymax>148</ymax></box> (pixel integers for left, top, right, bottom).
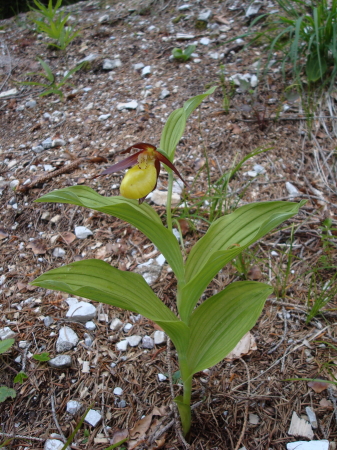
<box><xmin>0</xmin><ymin>0</ymin><xmax>337</xmax><ymax>449</ymax></box>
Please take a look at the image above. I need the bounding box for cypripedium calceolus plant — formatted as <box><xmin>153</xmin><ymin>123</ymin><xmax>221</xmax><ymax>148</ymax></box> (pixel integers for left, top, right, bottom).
<box><xmin>98</xmin><ymin>142</ymin><xmax>186</xmax><ymax>203</ymax></box>
<box><xmin>32</xmin><ymin>87</ymin><xmax>305</xmax><ymax>439</ymax></box>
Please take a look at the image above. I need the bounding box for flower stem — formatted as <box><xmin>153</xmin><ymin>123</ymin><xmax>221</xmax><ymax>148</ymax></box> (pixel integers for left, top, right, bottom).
<box><xmin>166</xmin><ymin>170</ymin><xmax>174</xmax><ymax>232</ymax></box>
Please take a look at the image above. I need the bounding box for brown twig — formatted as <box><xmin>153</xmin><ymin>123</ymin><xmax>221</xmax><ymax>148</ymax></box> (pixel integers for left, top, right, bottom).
<box><xmin>234</xmin><ymin>358</ymin><xmax>250</xmax><ymax>450</ymax></box>
<box><xmin>15</xmin><ymin>156</ymin><xmax>107</xmax><ymax>193</ymax></box>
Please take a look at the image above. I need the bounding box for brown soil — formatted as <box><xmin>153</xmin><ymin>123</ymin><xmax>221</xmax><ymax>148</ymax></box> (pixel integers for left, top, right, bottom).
<box><xmin>0</xmin><ymin>1</ymin><xmax>337</xmax><ymax>449</ymax></box>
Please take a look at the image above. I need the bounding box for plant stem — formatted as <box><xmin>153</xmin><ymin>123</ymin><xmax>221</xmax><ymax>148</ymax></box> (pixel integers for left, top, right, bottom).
<box><xmin>166</xmin><ymin>170</ymin><xmax>174</xmax><ymax>232</ymax></box>
<box><xmin>181</xmin><ymin>377</ymin><xmax>192</xmax><ymax>437</ymax></box>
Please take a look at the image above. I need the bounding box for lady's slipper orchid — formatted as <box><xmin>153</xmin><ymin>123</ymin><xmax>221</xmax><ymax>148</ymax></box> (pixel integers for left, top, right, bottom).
<box><xmin>98</xmin><ymin>143</ymin><xmax>186</xmax><ymax>203</ymax></box>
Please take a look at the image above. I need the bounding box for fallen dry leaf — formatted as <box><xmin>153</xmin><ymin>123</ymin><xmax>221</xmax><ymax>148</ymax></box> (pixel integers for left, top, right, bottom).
<box><xmin>225</xmin><ymin>332</ymin><xmax>257</xmax><ymax>360</ymax></box>
<box><xmin>307</xmin><ymin>380</ymin><xmax>329</xmax><ymax>393</ymax></box>
<box><xmin>17</xmin><ymin>282</ymin><xmax>27</xmax><ymax>291</ymax></box>
<box><xmin>27</xmin><ymin>239</ymin><xmax>48</xmax><ymax>255</ymax></box>
<box><xmin>319</xmin><ymin>398</ymin><xmax>333</xmax><ymax>409</ymax></box>
<box><xmin>58</xmin><ymin>232</ymin><xmax>76</xmax><ymax>245</ymax></box>
<box><xmin>177</xmin><ymin>219</ymin><xmax>190</xmax><ymax>236</ymax></box>
<box><xmin>128</xmin><ymin>413</ymin><xmax>153</xmax><ymax>449</ymax></box>
<box><xmin>213</xmin><ymin>14</ymin><xmax>230</xmax><ymax>24</ymax></box>
<box><xmin>96</xmin><ymin>246</ymin><xmax>107</xmax><ymax>259</ymax></box>
<box><xmin>247</xmin><ymin>265</ymin><xmax>263</xmax><ymax>281</ymax></box>
<box><xmin>0</xmin><ymin>228</ymin><xmax>9</xmax><ymax>240</ymax></box>
<box><xmin>110</xmin><ymin>428</ymin><xmax>128</xmax><ymax>445</ymax></box>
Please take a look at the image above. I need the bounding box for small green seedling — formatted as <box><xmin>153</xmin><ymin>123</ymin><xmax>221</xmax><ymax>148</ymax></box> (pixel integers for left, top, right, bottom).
<box><xmin>0</xmin><ymin>339</ymin><xmax>16</xmax><ymax>403</ymax></box>
<box><xmin>31</xmin><ymin>0</ymin><xmax>79</xmax><ymax>50</ymax></box>
<box><xmin>20</xmin><ymin>57</ymin><xmax>84</xmax><ymax>100</ymax></box>
<box><xmin>33</xmin><ymin>352</ymin><xmax>51</xmax><ymax>361</ymax></box>
<box><xmin>172</xmin><ymin>44</ymin><xmax>196</xmax><ymax>62</ymax></box>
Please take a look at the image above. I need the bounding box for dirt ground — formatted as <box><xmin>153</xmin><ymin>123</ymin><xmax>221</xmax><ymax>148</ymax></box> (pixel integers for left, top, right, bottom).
<box><xmin>0</xmin><ymin>0</ymin><xmax>337</xmax><ymax>449</ymax></box>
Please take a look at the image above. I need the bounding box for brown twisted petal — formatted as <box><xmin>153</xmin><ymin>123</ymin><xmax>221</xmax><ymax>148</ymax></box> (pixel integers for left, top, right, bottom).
<box><xmin>119</xmin><ymin>142</ymin><xmax>157</xmax><ymax>155</ymax></box>
<box><xmin>155</xmin><ymin>150</ymin><xmax>187</xmax><ymax>186</ymax></box>
<box><xmin>98</xmin><ymin>151</ymin><xmax>143</xmax><ymax>176</ymax></box>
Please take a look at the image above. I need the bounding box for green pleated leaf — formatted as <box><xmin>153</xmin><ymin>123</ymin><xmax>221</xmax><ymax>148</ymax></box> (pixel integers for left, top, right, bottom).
<box><xmin>159</xmin><ymin>108</ymin><xmax>186</xmax><ymax>160</ymax></box>
<box><xmin>186</xmin><ymin>281</ymin><xmax>273</xmax><ymax>376</ymax></box>
<box><xmin>35</xmin><ymin>186</ymin><xmax>184</xmax><ymax>281</ymax></box>
<box><xmin>183</xmin><ymin>85</ymin><xmax>217</xmax><ymax>119</ymax></box>
<box><xmin>180</xmin><ymin>201</ymin><xmax>305</xmax><ymax>321</ymax></box>
<box><xmin>31</xmin><ymin>259</ymin><xmax>189</xmax><ymax>356</ymax></box>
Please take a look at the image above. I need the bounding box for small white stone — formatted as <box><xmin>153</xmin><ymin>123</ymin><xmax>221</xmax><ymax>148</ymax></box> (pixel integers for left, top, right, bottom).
<box><xmin>156</xmin><ymin>254</ymin><xmax>166</xmax><ymax>266</ymax></box>
<box><xmin>103</xmin><ymin>59</ymin><xmax>122</xmax><ymax>70</ymax></box>
<box><xmin>286</xmin><ymin>441</ymin><xmax>329</xmax><ymax>450</ymax></box>
<box><xmin>123</xmin><ymin>323</ymin><xmax>133</xmax><ymax>332</ymax></box>
<box><xmin>249</xmin><ymin>413</ymin><xmax>260</xmax><ymax>425</ymax></box>
<box><xmin>98</xmin><ymin>114</ymin><xmax>111</xmax><ymax>121</ymax></box>
<box><xmin>52</xmin><ymin>138</ymin><xmax>66</xmax><ymax>147</ymax></box>
<box><xmin>160</xmin><ymin>89</ymin><xmax>170</xmax><ymax>99</ymax></box>
<box><xmin>253</xmin><ymin>164</ymin><xmax>266</xmax><ymax>174</ymax></box>
<box><xmin>25</xmin><ymin>99</ymin><xmax>37</xmax><ymax>108</ymax></box>
<box><xmin>41</xmin><ymin>137</ymin><xmax>53</xmax><ymax>149</ymax></box>
<box><xmin>18</xmin><ymin>341</ymin><xmax>28</xmax><ymax>349</ymax></box>
<box><xmin>78</xmin><ymin>53</ymin><xmax>100</xmax><ymax>64</ymax></box>
<box><xmin>141</xmin><ymin>66</ymin><xmax>151</xmax><ymax>77</ymax></box>
<box><xmin>178</xmin><ymin>4</ymin><xmax>191</xmax><ymax>11</ymax></box>
<box><xmin>305</xmin><ymin>407</ymin><xmax>318</xmax><ymax>429</ymax></box>
<box><xmin>142</xmin><ymin>335</ymin><xmax>154</xmax><ymax>349</ymax></box>
<box><xmin>98</xmin><ymin>14</ymin><xmax>109</xmax><ymax>23</ymax></box>
<box><xmin>66</xmin><ymin>300</ymin><xmax>97</xmax><ymax>322</ymax></box>
<box><xmin>75</xmin><ymin>226</ymin><xmax>93</xmax><ymax>239</ymax></box>
<box><xmin>133</xmin><ymin>62</ymin><xmax>145</xmax><ymax>71</ymax></box>
<box><xmin>151</xmin><ymin>190</ymin><xmax>180</xmax><ymax>206</ymax></box>
<box><xmin>85</xmin><ymin>409</ymin><xmax>102</xmax><ymax>427</ymax></box>
<box><xmin>117</xmin><ymin>100</ymin><xmax>138</xmax><ymax>111</ymax></box>
<box><xmin>126</xmin><ymin>335</ymin><xmax>142</xmax><ymax>347</ymax></box>
<box><xmin>53</xmin><ymin>247</ymin><xmax>66</xmax><ymax>258</ymax></box>
<box><xmin>250</xmin><ymin>74</ymin><xmax>258</xmax><ymax>87</ymax></box>
<box><xmin>56</xmin><ymin>326</ymin><xmax>79</xmax><ymax>352</ymax></box>
<box><xmin>32</xmin><ymin>145</ymin><xmax>45</xmax><ymax>153</ymax></box>
<box><xmin>0</xmin><ymin>327</ymin><xmax>16</xmax><ymax>340</ymax></box>
<box><xmin>158</xmin><ymin>373</ymin><xmax>167</xmax><ymax>381</ymax></box>
<box><xmin>85</xmin><ymin>321</ymin><xmax>96</xmax><ymax>331</ymax></box>
<box><xmin>0</xmin><ymin>88</ymin><xmax>18</xmax><ymax>98</ymax></box>
<box><xmin>48</xmin><ymin>355</ymin><xmax>72</xmax><ymax>369</ymax></box>
<box><xmin>209</xmin><ymin>52</ymin><xmax>219</xmax><ymax>60</ymax></box>
<box><xmin>198</xmin><ymin>9</ymin><xmax>213</xmax><ymax>22</ymax></box>
<box><xmin>116</xmin><ymin>340</ymin><xmax>128</xmax><ymax>351</ymax></box>
<box><xmin>154</xmin><ymin>330</ymin><xmax>166</xmax><ymax>345</ymax></box>
<box><xmin>200</xmin><ymin>37</ymin><xmax>211</xmax><ymax>45</ymax></box>
<box><xmin>110</xmin><ymin>318</ymin><xmax>123</xmax><ymax>331</ymax></box>
<box><xmin>67</xmin><ymin>400</ymin><xmax>82</xmax><ymax>415</ymax></box>
<box><xmin>113</xmin><ymin>387</ymin><xmax>123</xmax><ymax>396</ymax></box>
<box><xmin>286</xmin><ymin>182</ymin><xmax>300</xmax><ymax>197</ymax></box>
<box><xmin>9</xmin><ymin>180</ymin><xmax>19</xmax><ymax>191</ymax></box>
<box><xmin>44</xmin><ymin>439</ymin><xmax>69</xmax><ymax>450</ymax></box>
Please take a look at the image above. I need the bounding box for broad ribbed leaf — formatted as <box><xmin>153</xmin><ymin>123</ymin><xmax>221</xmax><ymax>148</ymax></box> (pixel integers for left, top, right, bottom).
<box><xmin>35</xmin><ymin>186</ymin><xmax>184</xmax><ymax>281</ymax></box>
<box><xmin>159</xmin><ymin>108</ymin><xmax>186</xmax><ymax>160</ymax></box>
<box><xmin>186</xmin><ymin>281</ymin><xmax>272</xmax><ymax>376</ymax></box>
<box><xmin>180</xmin><ymin>201</ymin><xmax>304</xmax><ymax>321</ymax></box>
<box><xmin>306</xmin><ymin>52</ymin><xmax>327</xmax><ymax>82</ymax></box>
<box><xmin>159</xmin><ymin>87</ymin><xmax>217</xmax><ymax>160</ymax></box>
<box><xmin>183</xmin><ymin>86</ymin><xmax>217</xmax><ymax>119</ymax></box>
<box><xmin>31</xmin><ymin>259</ymin><xmax>189</xmax><ymax>356</ymax></box>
